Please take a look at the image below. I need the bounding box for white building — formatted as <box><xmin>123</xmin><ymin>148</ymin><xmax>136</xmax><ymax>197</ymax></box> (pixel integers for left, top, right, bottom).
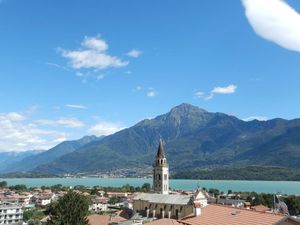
<box><xmin>34</xmin><ymin>195</ymin><xmax>52</xmax><ymax>207</ymax></box>
<box><xmin>133</xmin><ymin>139</ymin><xmax>208</xmax><ymax>219</ymax></box>
<box><xmin>153</xmin><ymin>139</ymin><xmax>169</xmax><ymax>195</ymax></box>
<box><xmin>0</xmin><ymin>203</ymin><xmax>23</xmax><ymax>224</ymax></box>
<box><xmin>89</xmin><ymin>198</ymin><xmax>108</xmax><ymax>212</ymax></box>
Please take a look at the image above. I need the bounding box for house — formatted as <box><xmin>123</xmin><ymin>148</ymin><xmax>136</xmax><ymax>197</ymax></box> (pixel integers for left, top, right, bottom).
<box><xmin>251</xmin><ymin>204</ymin><xmax>271</xmax><ymax>213</ymax></box>
<box><xmin>33</xmin><ymin>195</ymin><xmax>52</xmax><ymax>207</ymax></box>
<box><xmin>88</xmin><ymin>211</ymin><xmax>128</xmax><ymax>225</ymax></box>
<box><xmin>106</xmin><ymin>192</ymin><xmax>129</xmax><ymax>198</ymax></box>
<box><xmin>0</xmin><ymin>203</ymin><xmax>23</xmax><ymax>224</ymax></box>
<box><xmin>178</xmin><ymin>204</ymin><xmax>300</xmax><ymax>225</ymax></box>
<box><xmin>89</xmin><ymin>197</ymin><xmax>108</xmax><ymax>212</ymax></box>
<box><xmin>145</xmin><ymin>218</ymin><xmax>181</xmax><ymax>225</ymax></box>
<box><xmin>123</xmin><ymin>198</ymin><xmax>133</xmax><ymax>209</ymax></box>
<box><xmin>216</xmin><ymin>194</ymin><xmax>245</xmax><ymax>207</ymax></box>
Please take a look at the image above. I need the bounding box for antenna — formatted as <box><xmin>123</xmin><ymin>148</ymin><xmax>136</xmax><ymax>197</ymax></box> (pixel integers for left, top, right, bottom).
<box><xmin>273</xmin><ymin>193</ymin><xmax>276</xmax><ymax>213</ymax></box>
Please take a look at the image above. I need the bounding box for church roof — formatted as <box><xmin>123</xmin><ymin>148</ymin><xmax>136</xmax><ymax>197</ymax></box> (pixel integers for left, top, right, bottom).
<box><xmin>156</xmin><ymin>139</ymin><xmax>166</xmax><ymax>158</ymax></box>
<box><xmin>133</xmin><ymin>193</ymin><xmax>192</xmax><ymax>205</ymax></box>
<box><xmin>179</xmin><ymin>204</ymin><xmax>287</xmax><ymax>225</ymax></box>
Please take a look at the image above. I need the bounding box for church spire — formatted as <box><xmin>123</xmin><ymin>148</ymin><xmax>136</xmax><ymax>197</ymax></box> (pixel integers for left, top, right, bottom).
<box><xmin>153</xmin><ymin>138</ymin><xmax>169</xmax><ymax>194</ymax></box>
<box><xmin>156</xmin><ymin>138</ymin><xmax>166</xmax><ymax>158</ymax></box>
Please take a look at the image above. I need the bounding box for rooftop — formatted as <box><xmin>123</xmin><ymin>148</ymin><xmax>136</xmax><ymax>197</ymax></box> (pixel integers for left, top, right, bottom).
<box><xmin>179</xmin><ymin>204</ymin><xmax>286</xmax><ymax>225</ymax></box>
<box><xmin>133</xmin><ymin>193</ymin><xmax>191</xmax><ymax>205</ymax></box>
<box><xmin>146</xmin><ymin>218</ymin><xmax>181</xmax><ymax>225</ymax></box>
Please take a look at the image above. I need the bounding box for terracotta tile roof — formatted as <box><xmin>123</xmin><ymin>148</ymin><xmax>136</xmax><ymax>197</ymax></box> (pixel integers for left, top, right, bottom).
<box><xmin>88</xmin><ymin>212</ymin><xmax>128</xmax><ymax>225</ymax></box>
<box><xmin>252</xmin><ymin>204</ymin><xmax>270</xmax><ymax>212</ymax></box>
<box><xmin>88</xmin><ymin>214</ymin><xmax>109</xmax><ymax>225</ymax></box>
<box><xmin>179</xmin><ymin>204</ymin><xmax>285</xmax><ymax>225</ymax></box>
<box><xmin>146</xmin><ymin>218</ymin><xmax>182</xmax><ymax>225</ymax></box>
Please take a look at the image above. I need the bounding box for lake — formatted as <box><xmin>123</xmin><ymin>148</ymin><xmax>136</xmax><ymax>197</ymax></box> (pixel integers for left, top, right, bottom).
<box><xmin>1</xmin><ymin>178</ymin><xmax>300</xmax><ymax>195</ymax></box>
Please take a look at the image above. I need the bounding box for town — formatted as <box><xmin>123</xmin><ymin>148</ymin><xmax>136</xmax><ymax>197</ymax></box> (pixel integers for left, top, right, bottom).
<box><xmin>1</xmin><ymin>141</ymin><xmax>300</xmax><ymax>225</ymax></box>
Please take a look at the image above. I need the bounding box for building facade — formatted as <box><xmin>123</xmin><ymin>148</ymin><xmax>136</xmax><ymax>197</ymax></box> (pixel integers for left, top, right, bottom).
<box><xmin>153</xmin><ymin>139</ymin><xmax>169</xmax><ymax>195</ymax></box>
<box><xmin>133</xmin><ymin>139</ymin><xmax>208</xmax><ymax>219</ymax></box>
<box><xmin>0</xmin><ymin>203</ymin><xmax>23</xmax><ymax>225</ymax></box>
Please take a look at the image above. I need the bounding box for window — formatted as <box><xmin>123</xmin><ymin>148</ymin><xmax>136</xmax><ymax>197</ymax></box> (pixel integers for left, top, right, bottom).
<box><xmin>164</xmin><ymin>174</ymin><xmax>167</xmax><ymax>180</ymax></box>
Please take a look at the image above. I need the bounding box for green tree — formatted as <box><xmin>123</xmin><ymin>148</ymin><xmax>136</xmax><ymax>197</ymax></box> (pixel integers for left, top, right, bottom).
<box><xmin>0</xmin><ymin>181</ymin><xmax>7</xmax><ymax>188</ymax></box>
<box><xmin>141</xmin><ymin>183</ymin><xmax>151</xmax><ymax>192</ymax></box>
<box><xmin>284</xmin><ymin>195</ymin><xmax>300</xmax><ymax>216</ymax></box>
<box><xmin>208</xmin><ymin>188</ymin><xmax>220</xmax><ymax>197</ymax></box>
<box><xmin>108</xmin><ymin>196</ymin><xmax>121</xmax><ymax>205</ymax></box>
<box><xmin>23</xmin><ymin>209</ymin><xmax>45</xmax><ymax>222</ymax></box>
<box><xmin>9</xmin><ymin>184</ymin><xmax>27</xmax><ymax>192</ymax></box>
<box><xmin>28</xmin><ymin>220</ymin><xmax>41</xmax><ymax>225</ymax></box>
<box><xmin>46</xmin><ymin>190</ymin><xmax>90</xmax><ymax>225</ymax></box>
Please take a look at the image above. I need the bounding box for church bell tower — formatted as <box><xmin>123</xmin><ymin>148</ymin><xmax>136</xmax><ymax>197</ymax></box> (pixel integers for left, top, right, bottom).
<box><xmin>153</xmin><ymin>139</ymin><xmax>169</xmax><ymax>195</ymax></box>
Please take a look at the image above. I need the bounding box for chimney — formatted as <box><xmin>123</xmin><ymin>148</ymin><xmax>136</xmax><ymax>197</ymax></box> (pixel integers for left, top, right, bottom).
<box><xmin>193</xmin><ymin>201</ymin><xmax>202</xmax><ymax>217</ymax></box>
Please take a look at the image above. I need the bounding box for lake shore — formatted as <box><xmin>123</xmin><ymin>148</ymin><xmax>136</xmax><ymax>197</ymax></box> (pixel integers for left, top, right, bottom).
<box><xmin>1</xmin><ymin>178</ymin><xmax>300</xmax><ymax>195</ymax></box>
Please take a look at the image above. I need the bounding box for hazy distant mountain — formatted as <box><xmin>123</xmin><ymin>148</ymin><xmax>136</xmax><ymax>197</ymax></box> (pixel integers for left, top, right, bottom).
<box><xmin>34</xmin><ymin>103</ymin><xmax>300</xmax><ymax>175</ymax></box>
<box><xmin>0</xmin><ymin>150</ymin><xmax>44</xmax><ymax>171</ymax></box>
<box><xmin>1</xmin><ymin>135</ymin><xmax>103</xmax><ymax>173</ymax></box>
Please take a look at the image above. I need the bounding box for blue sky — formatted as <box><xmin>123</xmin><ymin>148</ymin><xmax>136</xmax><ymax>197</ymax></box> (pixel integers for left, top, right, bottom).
<box><xmin>1</xmin><ymin>0</ymin><xmax>300</xmax><ymax>151</ymax></box>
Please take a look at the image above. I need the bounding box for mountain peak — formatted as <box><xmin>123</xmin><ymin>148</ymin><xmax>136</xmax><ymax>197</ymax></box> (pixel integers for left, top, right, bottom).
<box><xmin>169</xmin><ymin>103</ymin><xmax>207</xmax><ymax>115</ymax></box>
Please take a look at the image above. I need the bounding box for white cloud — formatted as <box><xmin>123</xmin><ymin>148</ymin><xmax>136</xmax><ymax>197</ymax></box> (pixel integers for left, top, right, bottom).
<box><xmin>58</xmin><ymin>36</ymin><xmax>129</xmax><ymax>70</ymax></box>
<box><xmin>133</xmin><ymin>85</ymin><xmax>143</xmax><ymax>92</ymax></box>
<box><xmin>75</xmin><ymin>72</ymin><xmax>84</xmax><ymax>77</ymax></box>
<box><xmin>147</xmin><ymin>88</ymin><xmax>157</xmax><ymax>97</ymax></box>
<box><xmin>243</xmin><ymin>116</ymin><xmax>269</xmax><ymax>121</ymax></box>
<box><xmin>194</xmin><ymin>91</ymin><xmax>205</xmax><ymax>98</ymax></box>
<box><xmin>195</xmin><ymin>84</ymin><xmax>237</xmax><ymax>100</ymax></box>
<box><xmin>127</xmin><ymin>49</ymin><xmax>142</xmax><ymax>58</ymax></box>
<box><xmin>211</xmin><ymin>84</ymin><xmax>237</xmax><ymax>94</ymax></box>
<box><xmin>242</xmin><ymin>0</ymin><xmax>300</xmax><ymax>52</ymax></box>
<box><xmin>0</xmin><ymin>112</ymin><xmax>67</xmax><ymax>152</ymax></box>
<box><xmin>36</xmin><ymin>118</ymin><xmax>85</xmax><ymax>128</ymax></box>
<box><xmin>82</xmin><ymin>36</ymin><xmax>108</xmax><ymax>52</ymax></box>
<box><xmin>5</xmin><ymin>112</ymin><xmax>25</xmax><ymax>121</ymax></box>
<box><xmin>89</xmin><ymin>121</ymin><xmax>126</xmax><ymax>136</ymax></box>
<box><xmin>65</xmin><ymin>104</ymin><xmax>87</xmax><ymax>109</ymax></box>
<box><xmin>46</xmin><ymin>62</ymin><xmax>71</xmax><ymax>72</ymax></box>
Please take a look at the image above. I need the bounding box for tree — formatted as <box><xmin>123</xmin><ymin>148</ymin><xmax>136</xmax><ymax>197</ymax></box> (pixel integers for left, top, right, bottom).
<box><xmin>9</xmin><ymin>184</ymin><xmax>27</xmax><ymax>192</ymax></box>
<box><xmin>23</xmin><ymin>209</ymin><xmax>44</xmax><ymax>222</ymax></box>
<box><xmin>284</xmin><ymin>195</ymin><xmax>300</xmax><ymax>216</ymax></box>
<box><xmin>46</xmin><ymin>190</ymin><xmax>90</xmax><ymax>225</ymax></box>
<box><xmin>0</xmin><ymin>181</ymin><xmax>7</xmax><ymax>188</ymax></box>
<box><xmin>28</xmin><ymin>220</ymin><xmax>41</xmax><ymax>225</ymax></box>
<box><xmin>108</xmin><ymin>196</ymin><xmax>121</xmax><ymax>205</ymax></box>
<box><xmin>141</xmin><ymin>183</ymin><xmax>151</xmax><ymax>192</ymax></box>
<box><xmin>208</xmin><ymin>188</ymin><xmax>220</xmax><ymax>197</ymax></box>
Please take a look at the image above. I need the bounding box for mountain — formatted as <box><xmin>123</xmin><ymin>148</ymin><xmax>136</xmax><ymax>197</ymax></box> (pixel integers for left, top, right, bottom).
<box><xmin>0</xmin><ymin>150</ymin><xmax>44</xmax><ymax>171</ymax></box>
<box><xmin>1</xmin><ymin>135</ymin><xmax>102</xmax><ymax>173</ymax></box>
<box><xmin>34</xmin><ymin>103</ymin><xmax>300</xmax><ymax>175</ymax></box>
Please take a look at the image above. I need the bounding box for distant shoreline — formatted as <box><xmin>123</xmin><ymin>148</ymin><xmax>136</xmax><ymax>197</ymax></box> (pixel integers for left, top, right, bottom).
<box><xmin>1</xmin><ymin>166</ymin><xmax>300</xmax><ymax>181</ymax></box>
<box><xmin>1</xmin><ymin>177</ymin><xmax>300</xmax><ymax>195</ymax></box>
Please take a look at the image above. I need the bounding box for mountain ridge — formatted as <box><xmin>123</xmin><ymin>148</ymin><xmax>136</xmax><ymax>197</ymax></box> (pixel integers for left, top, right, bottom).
<box><xmin>31</xmin><ymin>103</ymin><xmax>300</xmax><ymax>175</ymax></box>
<box><xmin>1</xmin><ymin>135</ymin><xmax>103</xmax><ymax>173</ymax></box>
